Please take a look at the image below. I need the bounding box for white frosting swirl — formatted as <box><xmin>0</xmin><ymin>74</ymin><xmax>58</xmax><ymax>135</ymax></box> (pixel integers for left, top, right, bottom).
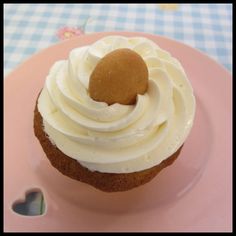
<box><xmin>38</xmin><ymin>36</ymin><xmax>196</xmax><ymax>173</ymax></box>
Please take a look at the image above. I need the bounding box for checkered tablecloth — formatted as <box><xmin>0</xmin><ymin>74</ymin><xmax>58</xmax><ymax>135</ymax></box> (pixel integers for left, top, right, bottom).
<box><xmin>4</xmin><ymin>3</ymin><xmax>232</xmax><ymax>216</ymax></box>
<box><xmin>4</xmin><ymin>3</ymin><xmax>232</xmax><ymax>78</ymax></box>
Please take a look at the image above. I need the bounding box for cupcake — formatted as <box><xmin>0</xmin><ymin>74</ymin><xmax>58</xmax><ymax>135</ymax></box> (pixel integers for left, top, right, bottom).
<box><xmin>34</xmin><ymin>35</ymin><xmax>195</xmax><ymax>192</ymax></box>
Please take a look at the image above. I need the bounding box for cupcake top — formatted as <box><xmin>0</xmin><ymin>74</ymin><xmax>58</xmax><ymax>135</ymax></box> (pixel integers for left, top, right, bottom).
<box><xmin>38</xmin><ymin>35</ymin><xmax>196</xmax><ymax>173</ymax></box>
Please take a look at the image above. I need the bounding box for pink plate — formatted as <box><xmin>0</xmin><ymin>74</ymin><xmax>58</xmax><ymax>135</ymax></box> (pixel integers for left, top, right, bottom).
<box><xmin>4</xmin><ymin>32</ymin><xmax>232</xmax><ymax>232</ymax></box>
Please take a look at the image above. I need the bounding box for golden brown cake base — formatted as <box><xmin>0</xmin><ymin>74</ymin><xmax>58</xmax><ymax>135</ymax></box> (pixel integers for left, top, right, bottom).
<box><xmin>34</xmin><ymin>96</ymin><xmax>182</xmax><ymax>192</ymax></box>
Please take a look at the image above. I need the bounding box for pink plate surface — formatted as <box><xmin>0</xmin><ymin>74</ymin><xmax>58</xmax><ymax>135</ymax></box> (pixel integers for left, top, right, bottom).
<box><xmin>4</xmin><ymin>32</ymin><xmax>232</xmax><ymax>232</ymax></box>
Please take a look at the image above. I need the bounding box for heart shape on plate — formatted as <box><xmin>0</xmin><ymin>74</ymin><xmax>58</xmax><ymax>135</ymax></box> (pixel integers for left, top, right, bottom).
<box><xmin>12</xmin><ymin>189</ymin><xmax>45</xmax><ymax>216</ymax></box>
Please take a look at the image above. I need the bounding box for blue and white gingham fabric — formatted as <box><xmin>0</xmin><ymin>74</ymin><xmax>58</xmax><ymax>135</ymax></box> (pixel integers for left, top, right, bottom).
<box><xmin>4</xmin><ymin>3</ymin><xmax>232</xmax><ymax>77</ymax></box>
